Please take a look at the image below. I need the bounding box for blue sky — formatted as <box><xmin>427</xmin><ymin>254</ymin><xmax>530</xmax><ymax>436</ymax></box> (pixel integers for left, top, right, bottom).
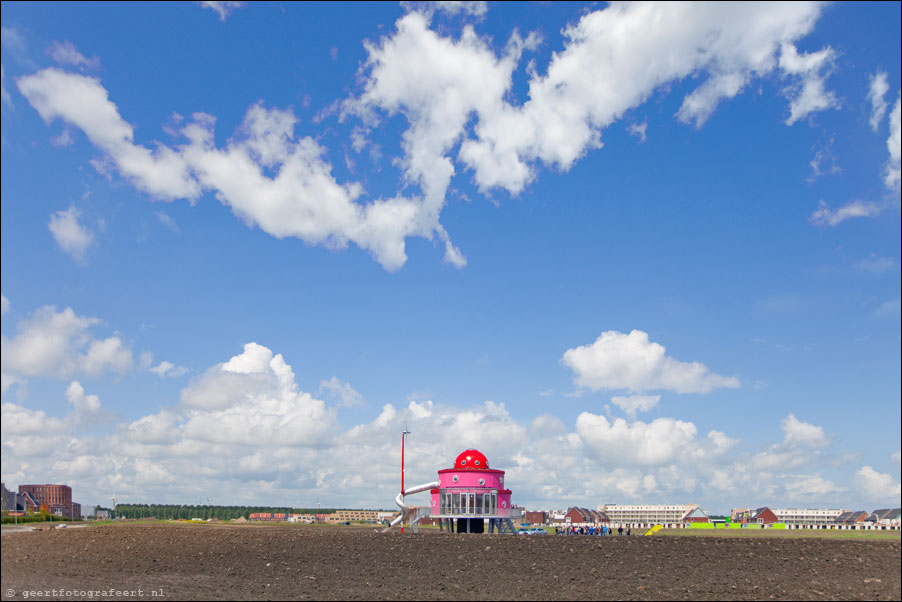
<box><xmin>1</xmin><ymin>1</ymin><xmax>899</xmax><ymax>514</ymax></box>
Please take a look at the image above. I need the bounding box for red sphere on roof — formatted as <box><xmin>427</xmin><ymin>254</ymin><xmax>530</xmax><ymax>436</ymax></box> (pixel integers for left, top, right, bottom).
<box><xmin>454</xmin><ymin>449</ymin><xmax>489</xmax><ymax>470</ymax></box>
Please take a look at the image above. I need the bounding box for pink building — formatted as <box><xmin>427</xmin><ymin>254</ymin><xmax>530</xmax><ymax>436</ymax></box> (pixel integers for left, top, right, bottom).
<box><xmin>428</xmin><ymin>449</ymin><xmax>514</xmax><ymax>533</ymax></box>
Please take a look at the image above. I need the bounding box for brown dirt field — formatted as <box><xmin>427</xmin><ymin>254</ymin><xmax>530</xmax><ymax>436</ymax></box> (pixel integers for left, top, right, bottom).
<box><xmin>1</xmin><ymin>523</ymin><xmax>899</xmax><ymax>601</ymax></box>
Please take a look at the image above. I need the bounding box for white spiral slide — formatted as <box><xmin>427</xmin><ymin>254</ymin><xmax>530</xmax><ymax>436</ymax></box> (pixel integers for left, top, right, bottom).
<box><xmin>385</xmin><ymin>481</ymin><xmax>439</xmax><ymax>531</ymax></box>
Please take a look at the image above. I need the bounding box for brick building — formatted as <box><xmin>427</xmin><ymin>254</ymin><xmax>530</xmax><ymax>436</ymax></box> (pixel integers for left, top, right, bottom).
<box><xmin>18</xmin><ymin>484</ymin><xmax>80</xmax><ymax>518</ymax></box>
<box><xmin>524</xmin><ymin>510</ymin><xmax>547</xmax><ymax>525</ymax></box>
<box><xmin>565</xmin><ymin>507</ymin><xmax>608</xmax><ymax>525</ymax></box>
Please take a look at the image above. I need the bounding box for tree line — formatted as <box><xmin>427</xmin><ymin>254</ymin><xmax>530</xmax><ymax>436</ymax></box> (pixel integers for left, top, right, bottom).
<box><xmin>113</xmin><ymin>504</ymin><xmax>337</xmax><ymax>521</ymax></box>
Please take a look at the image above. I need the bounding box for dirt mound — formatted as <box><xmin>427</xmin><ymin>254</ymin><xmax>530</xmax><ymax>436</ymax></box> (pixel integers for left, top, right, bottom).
<box><xmin>2</xmin><ymin>523</ymin><xmax>899</xmax><ymax>600</ymax></box>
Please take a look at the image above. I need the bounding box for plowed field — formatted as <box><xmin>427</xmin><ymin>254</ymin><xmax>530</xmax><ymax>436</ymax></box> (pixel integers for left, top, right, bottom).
<box><xmin>1</xmin><ymin>523</ymin><xmax>899</xmax><ymax>600</ymax></box>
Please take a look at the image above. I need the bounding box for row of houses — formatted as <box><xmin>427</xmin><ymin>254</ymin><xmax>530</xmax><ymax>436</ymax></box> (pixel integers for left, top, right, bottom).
<box><xmin>732</xmin><ymin>506</ymin><xmax>901</xmax><ymax>527</ymax></box>
<box><xmin>249</xmin><ymin>509</ymin><xmax>399</xmax><ymax>524</ymax></box>
<box><xmin>525</xmin><ymin>504</ymin><xmax>901</xmax><ymax>529</ymax></box>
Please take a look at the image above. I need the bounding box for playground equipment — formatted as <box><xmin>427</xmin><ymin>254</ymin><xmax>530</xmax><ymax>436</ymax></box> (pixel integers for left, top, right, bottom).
<box><xmin>385</xmin><ymin>443</ymin><xmax>517</xmax><ymax>534</ymax></box>
<box><xmin>644</xmin><ymin>524</ymin><xmax>663</xmax><ymax>536</ymax></box>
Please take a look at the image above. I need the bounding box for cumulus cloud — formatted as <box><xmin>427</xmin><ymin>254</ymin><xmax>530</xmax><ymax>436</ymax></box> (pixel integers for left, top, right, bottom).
<box><xmin>20</xmin><ymin>4</ymin><xmax>839</xmax><ymax>271</ymax></box>
<box><xmin>781</xmin><ymin>413</ymin><xmax>830</xmax><ymax>448</ymax></box>
<box><xmin>149</xmin><ymin>361</ymin><xmax>188</xmax><ymax>378</ymax></box>
<box><xmin>576</xmin><ymin>413</ymin><xmax>701</xmax><ymax>467</ymax></box>
<box><xmin>0</xmin><ymin>305</ymin><xmax>133</xmax><ymax>391</ymax></box>
<box><xmin>1</xmin><ymin>401</ymin><xmax>70</xmax><ymax>457</ymax></box>
<box><xmin>354</xmin><ymin>3</ymin><xmax>831</xmax><ymax>211</ymax></box>
<box><xmin>562</xmin><ymin>330</ymin><xmax>739</xmax><ymax>395</ymax></box>
<box><xmin>16</xmin><ymin>71</ymin><xmax>438</xmax><ymax>271</ymax></box>
<box><xmin>781</xmin><ymin>474</ymin><xmax>842</xmax><ymax>498</ymax></box>
<box><xmin>318</xmin><ymin>377</ymin><xmax>364</xmax><ymax>407</ymax></box>
<box><xmin>610</xmin><ymin>394</ymin><xmax>660</xmax><ymax>418</ymax></box>
<box><xmin>65</xmin><ymin>380</ymin><xmax>101</xmax><ymax>413</ymax></box>
<box><xmin>855</xmin><ymin>466</ymin><xmax>902</xmax><ymax>501</ymax></box>
<box><xmin>751</xmin><ymin>413</ymin><xmax>831</xmax><ymax>471</ymax></box>
<box><xmin>18</xmin><ymin>68</ymin><xmax>200</xmax><ymax>200</ymax></box>
<box><xmin>177</xmin><ymin>342</ymin><xmax>338</xmax><ymax>447</ymax></box>
<box><xmin>48</xmin><ymin>206</ymin><xmax>95</xmax><ymax>264</ymax></box>
<box><xmin>0</xmin><ymin>346</ymin><xmax>883</xmax><ymax>512</ymax></box>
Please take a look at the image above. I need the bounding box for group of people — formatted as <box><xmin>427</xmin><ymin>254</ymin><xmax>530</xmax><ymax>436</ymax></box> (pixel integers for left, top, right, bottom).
<box><xmin>555</xmin><ymin>524</ymin><xmax>631</xmax><ymax>536</ymax></box>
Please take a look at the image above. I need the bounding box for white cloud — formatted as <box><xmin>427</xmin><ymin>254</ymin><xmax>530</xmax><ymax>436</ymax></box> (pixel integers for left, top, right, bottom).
<box><xmin>781</xmin><ymin>413</ymin><xmax>830</xmax><ymax>449</ymax></box>
<box><xmin>196</xmin><ymin>1</ymin><xmax>245</xmax><ymax>21</ymax></box>
<box><xmin>20</xmin><ymin>4</ymin><xmax>839</xmax><ymax>271</ymax></box>
<box><xmin>777</xmin><ymin>42</ymin><xmax>838</xmax><ymax>125</ymax></box>
<box><xmin>346</xmin><ymin>3</ymin><xmax>831</xmax><ymax>259</ymax></box>
<box><xmin>562</xmin><ymin>330</ymin><xmax>740</xmax><ymax>394</ymax></box>
<box><xmin>48</xmin><ymin>206</ymin><xmax>95</xmax><ymax>264</ymax></box>
<box><xmin>855</xmin><ymin>254</ymin><xmax>899</xmax><ymax>274</ymax></box>
<box><xmin>809</xmin><ymin>199</ymin><xmax>881</xmax><ymax>227</ymax></box>
<box><xmin>576</xmin><ymin>413</ymin><xmax>705</xmax><ymax>467</ymax></box>
<box><xmin>2</xmin><ymin>64</ymin><xmax>12</xmax><ymax>108</ymax></box>
<box><xmin>1</xmin><ymin>26</ymin><xmax>25</xmax><ymax>53</ymax></box>
<box><xmin>855</xmin><ymin>466</ymin><xmax>902</xmax><ymax>501</ymax></box>
<box><xmin>610</xmin><ymin>394</ymin><xmax>660</xmax><ymax>418</ymax></box>
<box><xmin>0</xmin><ymin>305</ymin><xmax>133</xmax><ymax>390</ymax></box>
<box><xmin>752</xmin><ymin>413</ymin><xmax>831</xmax><ymax>471</ymax></box>
<box><xmin>1</xmin><ymin>294</ymin><xmax>9</xmax><ymax>315</ymax></box>
<box><xmin>885</xmin><ymin>93</ymin><xmax>901</xmax><ymax>192</ymax></box>
<box><xmin>627</xmin><ymin>121</ymin><xmax>647</xmax><ymax>143</ymax></box>
<box><xmin>80</xmin><ymin>336</ymin><xmax>133</xmax><ymax>376</ymax></box>
<box><xmin>0</xmin><ymin>401</ymin><xmax>70</xmax><ymax>457</ymax></box>
<box><xmin>149</xmin><ymin>361</ymin><xmax>188</xmax><ymax>378</ymax></box>
<box><xmin>867</xmin><ymin>71</ymin><xmax>889</xmax><ymax>131</ymax></box>
<box><xmin>46</xmin><ymin>40</ymin><xmax>101</xmax><ymax>70</ymax></box>
<box><xmin>178</xmin><ymin>342</ymin><xmax>338</xmax><ymax>447</ymax></box>
<box><xmin>16</xmin><ymin>69</ymin><xmax>450</xmax><ymax>271</ymax></box>
<box><xmin>318</xmin><ymin>377</ymin><xmax>364</xmax><ymax>407</ymax></box>
<box><xmin>65</xmin><ymin>380</ymin><xmax>101</xmax><ymax>413</ymax></box>
<box><xmin>18</xmin><ymin>68</ymin><xmax>201</xmax><ymax>200</ymax></box>
<box><xmin>871</xmin><ymin>297</ymin><xmax>901</xmax><ymax>319</ymax></box>
<box><xmin>782</xmin><ymin>474</ymin><xmax>842</xmax><ymax>498</ymax></box>
<box><xmin>808</xmin><ymin>138</ymin><xmax>840</xmax><ymax>181</ymax></box>
<box><xmin>403</xmin><ymin>1</ymin><xmax>488</xmax><ymax>18</ymax></box>
<box><xmin>0</xmin><ymin>345</ymin><xmax>885</xmax><ymax>512</ymax></box>
<box><xmin>155</xmin><ymin>211</ymin><xmax>180</xmax><ymax>233</ymax></box>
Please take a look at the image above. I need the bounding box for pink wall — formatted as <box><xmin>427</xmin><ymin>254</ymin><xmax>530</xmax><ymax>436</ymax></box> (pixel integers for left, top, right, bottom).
<box><xmin>438</xmin><ymin>469</ymin><xmax>505</xmax><ymax>489</ymax></box>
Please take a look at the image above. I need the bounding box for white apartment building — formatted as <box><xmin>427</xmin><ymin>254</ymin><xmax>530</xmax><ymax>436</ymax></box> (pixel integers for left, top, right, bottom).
<box><xmin>771</xmin><ymin>508</ymin><xmax>845</xmax><ymax>525</ymax></box>
<box><xmin>598</xmin><ymin>504</ymin><xmax>699</xmax><ymax>524</ymax></box>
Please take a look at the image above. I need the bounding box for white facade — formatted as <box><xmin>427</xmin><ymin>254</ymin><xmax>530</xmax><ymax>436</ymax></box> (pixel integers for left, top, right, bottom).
<box><xmin>772</xmin><ymin>508</ymin><xmax>845</xmax><ymax>525</ymax></box>
<box><xmin>598</xmin><ymin>504</ymin><xmax>698</xmax><ymax>524</ymax></box>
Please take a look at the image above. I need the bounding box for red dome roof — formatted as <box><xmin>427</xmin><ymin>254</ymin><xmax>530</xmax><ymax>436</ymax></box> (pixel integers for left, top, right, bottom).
<box><xmin>454</xmin><ymin>449</ymin><xmax>489</xmax><ymax>470</ymax></box>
